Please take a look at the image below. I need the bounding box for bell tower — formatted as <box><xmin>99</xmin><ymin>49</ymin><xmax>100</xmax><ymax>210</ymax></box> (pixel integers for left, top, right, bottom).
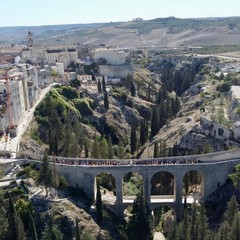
<box><xmin>27</xmin><ymin>30</ymin><xmax>33</xmax><ymax>47</ymax></box>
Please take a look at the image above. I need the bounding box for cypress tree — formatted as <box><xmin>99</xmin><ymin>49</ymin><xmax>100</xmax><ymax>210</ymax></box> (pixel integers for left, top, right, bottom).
<box><xmin>197</xmin><ymin>205</ymin><xmax>212</xmax><ymax>240</ymax></box>
<box><xmin>130</xmin><ymin>81</ymin><xmax>136</xmax><ymax>97</ymax></box>
<box><xmin>7</xmin><ymin>192</ymin><xmax>25</xmax><ymax>240</ymax></box>
<box><xmin>38</xmin><ymin>155</ymin><xmax>53</xmax><ymax>197</ymax></box>
<box><xmin>84</xmin><ymin>139</ymin><xmax>89</xmax><ymax>158</ymax></box>
<box><xmin>0</xmin><ymin>205</ymin><xmax>9</xmax><ymax>240</ymax></box>
<box><xmin>104</xmin><ymin>90</ymin><xmax>109</xmax><ymax>110</ymax></box>
<box><xmin>140</xmin><ymin>119</ymin><xmax>147</xmax><ymax>146</ymax></box>
<box><xmin>42</xmin><ymin>214</ymin><xmax>63</xmax><ymax>240</ymax></box>
<box><xmin>190</xmin><ymin>202</ymin><xmax>197</xmax><ymax>240</ymax></box>
<box><xmin>91</xmin><ymin>136</ymin><xmax>100</xmax><ymax>159</ymax></box>
<box><xmin>97</xmin><ymin>79</ymin><xmax>102</xmax><ymax>93</ymax></box>
<box><xmin>154</xmin><ymin>141</ymin><xmax>159</xmax><ymax>158</ymax></box>
<box><xmin>51</xmin><ymin>160</ymin><xmax>59</xmax><ymax>189</ymax></box>
<box><xmin>75</xmin><ymin>218</ymin><xmax>81</xmax><ymax>240</ymax></box>
<box><xmin>182</xmin><ymin>209</ymin><xmax>191</xmax><ymax>240</ymax></box>
<box><xmin>130</xmin><ymin>126</ymin><xmax>137</xmax><ymax>155</ymax></box>
<box><xmin>96</xmin><ymin>180</ymin><xmax>103</xmax><ymax>226</ymax></box>
<box><xmin>231</xmin><ymin>212</ymin><xmax>240</xmax><ymax>240</ymax></box>
<box><xmin>107</xmin><ymin>136</ymin><xmax>114</xmax><ymax>159</ymax></box>
<box><xmin>102</xmin><ymin>77</ymin><xmax>106</xmax><ymax>92</ymax></box>
<box><xmin>28</xmin><ymin>212</ymin><xmax>38</xmax><ymax>240</ymax></box>
<box><xmin>223</xmin><ymin>195</ymin><xmax>239</xmax><ymax>225</ymax></box>
<box><xmin>126</xmin><ymin>189</ymin><xmax>153</xmax><ymax>240</ymax></box>
<box><xmin>151</xmin><ymin>106</ymin><xmax>159</xmax><ymax>138</ymax></box>
<box><xmin>229</xmin><ymin>164</ymin><xmax>240</xmax><ymax>191</ymax></box>
<box><xmin>147</xmin><ymin>85</ymin><xmax>151</xmax><ymax>102</ymax></box>
<box><xmin>99</xmin><ymin>137</ymin><xmax>108</xmax><ymax>159</ymax></box>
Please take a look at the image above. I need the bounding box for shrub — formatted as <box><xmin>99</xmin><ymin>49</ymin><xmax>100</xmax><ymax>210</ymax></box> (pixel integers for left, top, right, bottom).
<box><xmin>58</xmin><ymin>175</ymin><xmax>68</xmax><ymax>190</ymax></box>
<box><xmin>110</xmin><ymin>87</ymin><xmax>128</xmax><ymax>101</ymax></box>
<box><xmin>72</xmin><ymin>98</ymin><xmax>93</xmax><ymax>116</ymax></box>
<box><xmin>60</xmin><ymin>86</ymin><xmax>79</xmax><ymax>100</ymax></box>
<box><xmin>217</xmin><ymin>83</ymin><xmax>231</xmax><ymax>92</ymax></box>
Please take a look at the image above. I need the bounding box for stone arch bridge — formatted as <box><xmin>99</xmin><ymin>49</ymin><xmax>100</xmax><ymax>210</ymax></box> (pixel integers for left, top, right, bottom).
<box><xmin>2</xmin><ymin>149</ymin><xmax>240</xmax><ymax>218</ymax></box>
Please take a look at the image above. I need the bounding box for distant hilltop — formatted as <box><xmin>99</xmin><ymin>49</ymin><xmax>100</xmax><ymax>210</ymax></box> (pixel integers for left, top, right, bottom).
<box><xmin>1</xmin><ymin>16</ymin><xmax>240</xmax><ymax>47</ymax></box>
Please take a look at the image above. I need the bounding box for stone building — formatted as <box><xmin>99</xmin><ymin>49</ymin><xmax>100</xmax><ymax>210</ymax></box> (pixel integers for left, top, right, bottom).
<box><xmin>93</xmin><ymin>48</ymin><xmax>126</xmax><ymax>65</ymax></box>
<box><xmin>44</xmin><ymin>48</ymin><xmax>78</xmax><ymax>70</ymax></box>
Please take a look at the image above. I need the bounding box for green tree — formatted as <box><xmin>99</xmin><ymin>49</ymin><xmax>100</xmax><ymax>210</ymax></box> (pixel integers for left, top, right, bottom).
<box><xmin>130</xmin><ymin>126</ymin><xmax>137</xmax><ymax>155</ymax></box>
<box><xmin>51</xmin><ymin>160</ymin><xmax>60</xmax><ymax>189</ymax></box>
<box><xmin>38</xmin><ymin>155</ymin><xmax>54</xmax><ymax>197</ymax></box>
<box><xmin>196</xmin><ymin>205</ymin><xmax>212</xmax><ymax>240</ymax></box>
<box><xmin>28</xmin><ymin>212</ymin><xmax>38</xmax><ymax>240</ymax></box>
<box><xmin>230</xmin><ymin>211</ymin><xmax>240</xmax><ymax>240</ymax></box>
<box><xmin>0</xmin><ymin>205</ymin><xmax>8</xmax><ymax>240</ymax></box>
<box><xmin>84</xmin><ymin>139</ymin><xmax>89</xmax><ymax>158</ymax></box>
<box><xmin>154</xmin><ymin>141</ymin><xmax>159</xmax><ymax>158</ymax></box>
<box><xmin>75</xmin><ymin>218</ymin><xmax>81</xmax><ymax>240</ymax></box>
<box><xmin>0</xmin><ymin>166</ymin><xmax>3</xmax><ymax>178</ymax></box>
<box><xmin>91</xmin><ymin>136</ymin><xmax>100</xmax><ymax>159</ymax></box>
<box><xmin>104</xmin><ymin>90</ymin><xmax>109</xmax><ymax>110</ymax></box>
<box><xmin>126</xmin><ymin>190</ymin><xmax>153</xmax><ymax>240</ymax></box>
<box><xmin>97</xmin><ymin>79</ymin><xmax>102</xmax><ymax>93</ymax></box>
<box><xmin>7</xmin><ymin>192</ymin><xmax>25</xmax><ymax>240</ymax></box>
<box><xmin>159</xmin><ymin>140</ymin><xmax>167</xmax><ymax>157</ymax></box>
<box><xmin>62</xmin><ymin>118</ymin><xmax>79</xmax><ymax>157</ymax></box>
<box><xmin>81</xmin><ymin>230</ymin><xmax>96</xmax><ymax>240</ymax></box>
<box><xmin>190</xmin><ymin>202</ymin><xmax>197</xmax><ymax>240</ymax></box>
<box><xmin>229</xmin><ymin>165</ymin><xmax>240</xmax><ymax>191</ymax></box>
<box><xmin>45</xmin><ymin>96</ymin><xmax>63</xmax><ymax>156</ymax></box>
<box><xmin>175</xmin><ymin>209</ymin><xmax>191</xmax><ymax>240</ymax></box>
<box><xmin>96</xmin><ymin>181</ymin><xmax>103</xmax><ymax>226</ymax></box>
<box><xmin>107</xmin><ymin>136</ymin><xmax>114</xmax><ymax>159</ymax></box>
<box><xmin>42</xmin><ymin>214</ymin><xmax>63</xmax><ymax>240</ymax></box>
<box><xmin>15</xmin><ymin>198</ymin><xmax>34</xmax><ymax>231</ymax></box>
<box><xmin>99</xmin><ymin>137</ymin><xmax>108</xmax><ymax>159</ymax></box>
<box><xmin>151</xmin><ymin>106</ymin><xmax>159</xmax><ymax>138</ymax></box>
<box><xmin>140</xmin><ymin>118</ymin><xmax>147</xmax><ymax>146</ymax></box>
<box><xmin>102</xmin><ymin>77</ymin><xmax>106</xmax><ymax>92</ymax></box>
<box><xmin>130</xmin><ymin>81</ymin><xmax>136</xmax><ymax>97</ymax></box>
<box><xmin>223</xmin><ymin>195</ymin><xmax>239</xmax><ymax>225</ymax></box>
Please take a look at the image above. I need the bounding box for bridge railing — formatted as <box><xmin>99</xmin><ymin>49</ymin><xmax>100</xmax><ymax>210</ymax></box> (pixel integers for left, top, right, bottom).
<box><xmin>1</xmin><ymin>149</ymin><xmax>240</xmax><ymax>167</ymax></box>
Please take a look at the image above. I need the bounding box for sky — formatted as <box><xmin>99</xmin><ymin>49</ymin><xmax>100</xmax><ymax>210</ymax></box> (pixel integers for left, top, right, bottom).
<box><xmin>0</xmin><ymin>0</ymin><xmax>240</xmax><ymax>27</ymax></box>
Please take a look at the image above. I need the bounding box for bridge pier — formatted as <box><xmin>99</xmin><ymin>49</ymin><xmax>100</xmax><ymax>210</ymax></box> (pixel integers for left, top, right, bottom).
<box><xmin>115</xmin><ymin>175</ymin><xmax>124</xmax><ymax>217</ymax></box>
<box><xmin>143</xmin><ymin>169</ymin><xmax>151</xmax><ymax>204</ymax></box>
<box><xmin>174</xmin><ymin>172</ymin><xmax>184</xmax><ymax>219</ymax></box>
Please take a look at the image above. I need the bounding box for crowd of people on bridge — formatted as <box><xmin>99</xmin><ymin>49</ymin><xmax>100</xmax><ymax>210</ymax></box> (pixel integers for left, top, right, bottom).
<box><xmin>50</xmin><ymin>157</ymin><xmax>200</xmax><ymax>166</ymax></box>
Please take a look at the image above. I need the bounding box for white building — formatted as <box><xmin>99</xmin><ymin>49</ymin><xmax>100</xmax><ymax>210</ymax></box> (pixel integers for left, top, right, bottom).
<box><xmin>0</xmin><ymin>78</ymin><xmax>26</xmax><ymax>128</ymax></box>
<box><xmin>44</xmin><ymin>48</ymin><xmax>78</xmax><ymax>70</ymax></box>
<box><xmin>93</xmin><ymin>48</ymin><xmax>126</xmax><ymax>65</ymax></box>
<box><xmin>21</xmin><ymin>48</ymin><xmax>32</xmax><ymax>60</ymax></box>
<box><xmin>15</xmin><ymin>64</ymin><xmax>40</xmax><ymax>107</ymax></box>
<box><xmin>106</xmin><ymin>77</ymin><xmax>121</xmax><ymax>84</ymax></box>
<box><xmin>38</xmin><ymin>68</ymin><xmax>52</xmax><ymax>88</ymax></box>
<box><xmin>77</xmin><ymin>74</ymin><xmax>92</xmax><ymax>84</ymax></box>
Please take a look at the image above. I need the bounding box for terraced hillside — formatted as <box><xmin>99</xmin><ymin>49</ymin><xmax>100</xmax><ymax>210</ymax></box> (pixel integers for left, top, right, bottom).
<box><xmin>1</xmin><ymin>17</ymin><xmax>240</xmax><ymax>48</ymax></box>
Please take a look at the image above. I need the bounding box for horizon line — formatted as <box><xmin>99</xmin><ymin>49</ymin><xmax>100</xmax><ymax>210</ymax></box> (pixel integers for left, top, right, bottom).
<box><xmin>0</xmin><ymin>15</ymin><xmax>240</xmax><ymax>28</ymax></box>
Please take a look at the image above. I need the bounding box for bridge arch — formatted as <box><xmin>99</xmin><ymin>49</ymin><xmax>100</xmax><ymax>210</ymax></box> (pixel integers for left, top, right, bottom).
<box><xmin>151</xmin><ymin>171</ymin><xmax>174</xmax><ymax>198</ymax></box>
<box><xmin>122</xmin><ymin>171</ymin><xmax>143</xmax><ymax>201</ymax></box>
<box><xmin>94</xmin><ymin>172</ymin><xmax>116</xmax><ymax>202</ymax></box>
<box><xmin>182</xmin><ymin>170</ymin><xmax>204</xmax><ymax>202</ymax></box>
